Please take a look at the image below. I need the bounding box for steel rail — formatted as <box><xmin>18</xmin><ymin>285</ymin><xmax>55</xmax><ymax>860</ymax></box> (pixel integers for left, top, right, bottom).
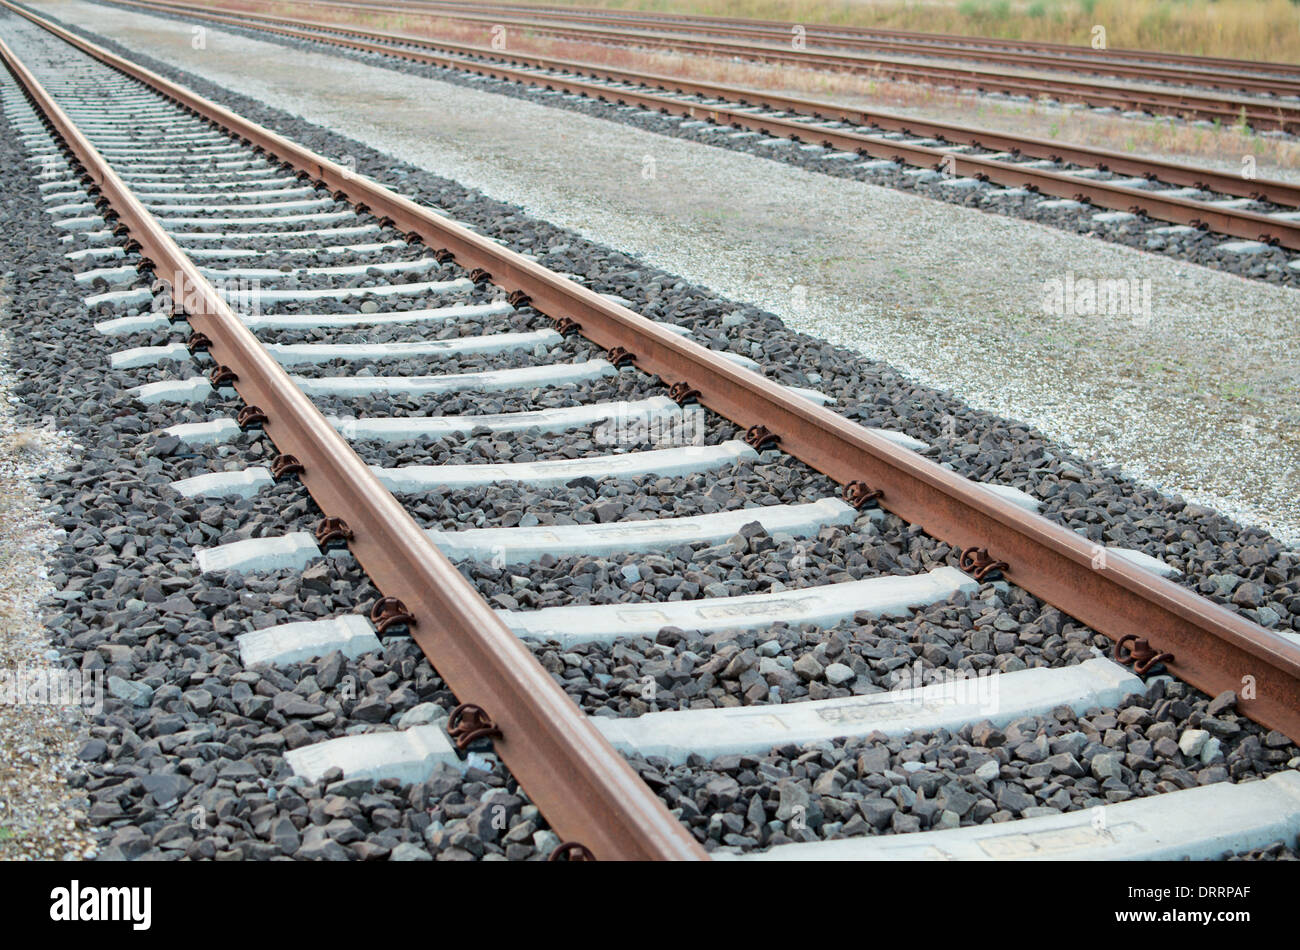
<box><xmin>9</xmin><ymin>1</ymin><xmax>1298</xmax><ymax>741</ymax></box>
<box><xmin>382</xmin><ymin>0</ymin><xmax>1300</xmax><ymax>79</ymax></box>
<box><xmin>0</xmin><ymin>7</ymin><xmax>707</xmax><ymax>861</ymax></box>
<box><xmin>233</xmin><ymin>0</ymin><xmax>1300</xmax><ymax>131</ymax></box>
<box><xmin>108</xmin><ymin>0</ymin><xmax>1300</xmax><ymax>247</ymax></box>
<box><xmin>308</xmin><ymin>0</ymin><xmax>1300</xmax><ymax>96</ymax></box>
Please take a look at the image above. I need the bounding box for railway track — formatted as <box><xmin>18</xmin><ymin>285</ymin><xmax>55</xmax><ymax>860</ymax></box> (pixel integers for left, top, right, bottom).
<box><xmin>179</xmin><ymin>0</ymin><xmax>1300</xmax><ymax>132</ymax></box>
<box><xmin>2</xmin><ymin>2</ymin><xmax>1300</xmax><ymax>861</ymax></box>
<box><xmin>272</xmin><ymin>0</ymin><xmax>1300</xmax><ymax>98</ymax></box>
<box><xmin>363</xmin><ymin>0</ymin><xmax>1300</xmax><ymax>84</ymax></box>
<box><xmin>99</xmin><ymin>0</ymin><xmax>1300</xmax><ymax>267</ymax></box>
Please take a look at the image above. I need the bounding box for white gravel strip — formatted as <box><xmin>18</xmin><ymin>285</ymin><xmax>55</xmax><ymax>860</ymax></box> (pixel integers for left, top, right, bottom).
<box><xmin>34</xmin><ymin>0</ymin><xmax>1300</xmax><ymax>544</ymax></box>
<box><xmin>0</xmin><ymin>299</ymin><xmax>95</xmax><ymax>860</ymax></box>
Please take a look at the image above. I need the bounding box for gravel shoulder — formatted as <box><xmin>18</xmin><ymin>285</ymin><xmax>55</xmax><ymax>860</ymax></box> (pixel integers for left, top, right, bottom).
<box><xmin>0</xmin><ymin>303</ymin><xmax>95</xmax><ymax>860</ymax></box>
<box><xmin>32</xmin><ymin>0</ymin><xmax>1300</xmax><ymax>545</ymax></box>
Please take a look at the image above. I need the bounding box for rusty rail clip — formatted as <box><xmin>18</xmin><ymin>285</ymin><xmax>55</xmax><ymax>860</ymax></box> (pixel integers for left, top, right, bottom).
<box><xmin>843</xmin><ymin>480</ymin><xmax>883</xmax><ymax>510</ymax></box>
<box><xmin>744</xmin><ymin>424</ymin><xmax>780</xmax><ymax>451</ymax></box>
<box><xmin>186</xmin><ymin>331</ymin><xmax>212</xmax><ymax>354</ymax></box>
<box><xmin>447</xmin><ymin>703</ymin><xmax>502</xmax><ymax>751</ymax></box>
<box><xmin>507</xmin><ymin>289</ymin><xmax>531</xmax><ymax>308</ymax></box>
<box><xmin>548</xmin><ymin>842</ymin><xmax>596</xmax><ymax>862</ymax></box>
<box><xmin>668</xmin><ymin>381</ymin><xmax>701</xmax><ymax>405</ymax></box>
<box><xmin>314</xmin><ymin>517</ymin><xmax>353</xmax><ymax>550</ymax></box>
<box><xmin>270</xmin><ymin>453</ymin><xmax>304</xmax><ymax>481</ymax></box>
<box><xmin>370</xmin><ymin>596</ymin><xmax>416</xmax><ymax>634</ymax></box>
<box><xmin>606</xmin><ymin>346</ymin><xmax>636</xmax><ymax>367</ymax></box>
<box><xmin>551</xmin><ymin>316</ymin><xmax>581</xmax><ymax>336</ymax></box>
<box><xmin>468</xmin><ymin>267</ymin><xmax>492</xmax><ymax>284</ymax></box>
<box><xmin>959</xmin><ymin>546</ymin><xmax>1008</xmax><ymax>582</ymax></box>
<box><xmin>1113</xmin><ymin>634</ymin><xmax>1174</xmax><ymax>675</ymax></box>
<box><xmin>208</xmin><ymin>365</ymin><xmax>238</xmax><ymax>388</ymax></box>
<box><xmin>236</xmin><ymin>405</ymin><xmax>268</xmax><ymax>431</ymax></box>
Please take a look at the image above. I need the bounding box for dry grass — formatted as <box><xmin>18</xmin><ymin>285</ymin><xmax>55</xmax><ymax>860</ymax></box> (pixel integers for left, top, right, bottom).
<box><xmin>193</xmin><ymin>0</ymin><xmax>1300</xmax><ymax>177</ymax></box>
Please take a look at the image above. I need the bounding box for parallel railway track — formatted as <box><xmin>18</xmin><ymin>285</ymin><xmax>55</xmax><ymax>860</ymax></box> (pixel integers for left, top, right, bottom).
<box><xmin>2</xmin><ymin>2</ymin><xmax>1299</xmax><ymax>860</ymax></box>
<box><xmin>177</xmin><ymin>0</ymin><xmax>1300</xmax><ymax>131</ymax></box>
<box><xmin>366</xmin><ymin>0</ymin><xmax>1300</xmax><ymax>84</ymax></box>
<box><xmin>101</xmin><ymin>0</ymin><xmax>1300</xmax><ymax>259</ymax></box>
<box><xmin>274</xmin><ymin>0</ymin><xmax>1300</xmax><ymax>98</ymax></box>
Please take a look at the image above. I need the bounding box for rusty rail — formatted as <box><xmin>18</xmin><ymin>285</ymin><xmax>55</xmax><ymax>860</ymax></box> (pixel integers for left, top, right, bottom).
<box><xmin>108</xmin><ymin>0</ymin><xmax>1300</xmax><ymax>246</ymax></box>
<box><xmin>211</xmin><ymin>0</ymin><xmax>1300</xmax><ymax>132</ymax></box>
<box><xmin>0</xmin><ymin>6</ymin><xmax>707</xmax><ymax>861</ymax></box>
<box><xmin>7</xmin><ymin>1</ymin><xmax>1298</xmax><ymax>741</ymax></box>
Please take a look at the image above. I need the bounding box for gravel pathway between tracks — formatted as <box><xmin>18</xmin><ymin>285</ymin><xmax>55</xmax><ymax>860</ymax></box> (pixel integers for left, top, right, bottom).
<box><xmin>30</xmin><ymin>0</ymin><xmax>1300</xmax><ymax>546</ymax></box>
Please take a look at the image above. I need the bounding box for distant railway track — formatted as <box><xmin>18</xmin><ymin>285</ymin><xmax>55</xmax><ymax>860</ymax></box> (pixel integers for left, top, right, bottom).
<box><xmin>290</xmin><ymin>0</ymin><xmax>1300</xmax><ymax>97</ymax></box>
<box><xmin>104</xmin><ymin>0</ymin><xmax>1300</xmax><ymax>257</ymax></box>
<box><xmin>3</xmin><ymin>1</ymin><xmax>1299</xmax><ymax>860</ymax></box>
<box><xmin>372</xmin><ymin>0</ymin><xmax>1300</xmax><ymax>83</ymax></box>
<box><xmin>182</xmin><ymin>0</ymin><xmax>1300</xmax><ymax>131</ymax></box>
